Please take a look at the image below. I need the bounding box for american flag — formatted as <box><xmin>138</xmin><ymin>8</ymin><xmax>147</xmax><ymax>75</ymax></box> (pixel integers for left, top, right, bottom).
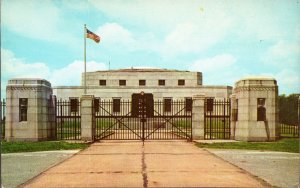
<box><xmin>86</xmin><ymin>29</ymin><xmax>100</xmax><ymax>43</ymax></box>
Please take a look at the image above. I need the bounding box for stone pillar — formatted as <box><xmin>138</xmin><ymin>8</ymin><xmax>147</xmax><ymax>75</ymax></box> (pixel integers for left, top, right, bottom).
<box><xmin>230</xmin><ymin>94</ymin><xmax>237</xmax><ymax>139</ymax></box>
<box><xmin>192</xmin><ymin>94</ymin><xmax>205</xmax><ymax>140</ymax></box>
<box><xmin>298</xmin><ymin>97</ymin><xmax>300</xmax><ymax>135</ymax></box>
<box><xmin>5</xmin><ymin>78</ymin><xmax>54</xmax><ymax>141</ymax></box>
<box><xmin>81</xmin><ymin>95</ymin><xmax>95</xmax><ymax>142</ymax></box>
<box><xmin>48</xmin><ymin>95</ymin><xmax>56</xmax><ymax>139</ymax></box>
<box><xmin>233</xmin><ymin>77</ymin><xmax>279</xmax><ymax>141</ymax></box>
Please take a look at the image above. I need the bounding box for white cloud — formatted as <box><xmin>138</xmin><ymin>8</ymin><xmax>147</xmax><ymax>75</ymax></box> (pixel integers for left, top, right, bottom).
<box><xmin>276</xmin><ymin>69</ymin><xmax>300</xmax><ymax>94</ymax></box>
<box><xmin>263</xmin><ymin>40</ymin><xmax>300</xmax><ymax>68</ymax></box>
<box><xmin>1</xmin><ymin>48</ymin><xmax>106</xmax><ymax>97</ymax></box>
<box><xmin>2</xmin><ymin>48</ymin><xmax>50</xmax><ymax>79</ymax></box>
<box><xmin>50</xmin><ymin>60</ymin><xmax>107</xmax><ymax>86</ymax></box>
<box><xmin>191</xmin><ymin>54</ymin><xmax>236</xmax><ymax>72</ymax></box>
<box><xmin>190</xmin><ymin>54</ymin><xmax>240</xmax><ymax>85</ymax></box>
<box><xmin>96</xmin><ymin>23</ymin><xmax>137</xmax><ymax>50</ymax></box>
<box><xmin>258</xmin><ymin>69</ymin><xmax>300</xmax><ymax>94</ymax></box>
<box><xmin>2</xmin><ymin>0</ymin><xmax>78</xmax><ymax>45</ymax></box>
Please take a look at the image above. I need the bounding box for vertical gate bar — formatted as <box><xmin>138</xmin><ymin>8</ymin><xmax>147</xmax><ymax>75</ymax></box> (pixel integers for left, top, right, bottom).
<box><xmin>229</xmin><ymin>98</ymin><xmax>231</xmax><ymax>139</ymax></box>
<box><xmin>204</xmin><ymin>100</ymin><xmax>206</xmax><ymax>139</ymax></box>
<box><xmin>223</xmin><ymin>99</ymin><xmax>225</xmax><ymax>139</ymax></box>
<box><xmin>209</xmin><ymin>100</ymin><xmax>212</xmax><ymax>139</ymax></box>
<box><xmin>60</xmin><ymin>100</ymin><xmax>63</xmax><ymax>140</ymax></box>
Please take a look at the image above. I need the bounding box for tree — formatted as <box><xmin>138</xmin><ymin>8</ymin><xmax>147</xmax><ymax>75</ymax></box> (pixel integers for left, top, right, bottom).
<box><xmin>279</xmin><ymin>94</ymin><xmax>299</xmax><ymax>125</ymax></box>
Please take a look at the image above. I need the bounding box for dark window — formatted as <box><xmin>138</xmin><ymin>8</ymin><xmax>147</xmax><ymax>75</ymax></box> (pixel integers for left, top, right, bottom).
<box><xmin>19</xmin><ymin>98</ymin><xmax>28</xmax><ymax>121</ymax></box>
<box><xmin>164</xmin><ymin>98</ymin><xmax>172</xmax><ymax>112</ymax></box>
<box><xmin>185</xmin><ymin>98</ymin><xmax>192</xmax><ymax>112</ymax></box>
<box><xmin>94</xmin><ymin>98</ymin><xmax>100</xmax><ymax>112</ymax></box>
<box><xmin>206</xmin><ymin>98</ymin><xmax>214</xmax><ymax>112</ymax></box>
<box><xmin>99</xmin><ymin>80</ymin><xmax>106</xmax><ymax>86</ymax></box>
<box><xmin>178</xmin><ymin>80</ymin><xmax>185</xmax><ymax>86</ymax></box>
<box><xmin>70</xmin><ymin>98</ymin><xmax>79</xmax><ymax>113</ymax></box>
<box><xmin>257</xmin><ymin>98</ymin><xmax>266</xmax><ymax>121</ymax></box>
<box><xmin>113</xmin><ymin>99</ymin><xmax>121</xmax><ymax>112</ymax></box>
<box><xmin>139</xmin><ymin>80</ymin><xmax>146</xmax><ymax>86</ymax></box>
<box><xmin>119</xmin><ymin>80</ymin><xmax>126</xmax><ymax>86</ymax></box>
<box><xmin>158</xmin><ymin>80</ymin><xmax>165</xmax><ymax>86</ymax></box>
<box><xmin>131</xmin><ymin>93</ymin><xmax>154</xmax><ymax>117</ymax></box>
<box><xmin>233</xmin><ymin>99</ymin><xmax>238</xmax><ymax>121</ymax></box>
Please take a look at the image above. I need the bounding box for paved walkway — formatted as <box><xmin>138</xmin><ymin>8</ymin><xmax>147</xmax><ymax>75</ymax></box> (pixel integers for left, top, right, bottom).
<box><xmin>208</xmin><ymin>149</ymin><xmax>299</xmax><ymax>188</ymax></box>
<box><xmin>22</xmin><ymin>141</ymin><xmax>269</xmax><ymax>187</ymax></box>
<box><xmin>2</xmin><ymin>150</ymin><xmax>79</xmax><ymax>188</ymax></box>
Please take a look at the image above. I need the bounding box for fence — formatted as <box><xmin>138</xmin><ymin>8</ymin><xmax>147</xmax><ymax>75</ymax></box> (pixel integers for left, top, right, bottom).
<box><xmin>56</xmin><ymin>99</ymin><xmax>81</xmax><ymax>140</ymax></box>
<box><xmin>1</xmin><ymin>99</ymin><xmax>5</xmax><ymax>139</ymax></box>
<box><xmin>280</xmin><ymin>124</ymin><xmax>299</xmax><ymax>138</ymax></box>
<box><xmin>204</xmin><ymin>98</ymin><xmax>231</xmax><ymax>139</ymax></box>
<box><xmin>95</xmin><ymin>99</ymin><xmax>192</xmax><ymax>140</ymax></box>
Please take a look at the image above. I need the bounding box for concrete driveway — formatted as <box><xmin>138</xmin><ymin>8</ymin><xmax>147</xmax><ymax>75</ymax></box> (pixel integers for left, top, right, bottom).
<box><xmin>22</xmin><ymin>141</ymin><xmax>269</xmax><ymax>187</ymax></box>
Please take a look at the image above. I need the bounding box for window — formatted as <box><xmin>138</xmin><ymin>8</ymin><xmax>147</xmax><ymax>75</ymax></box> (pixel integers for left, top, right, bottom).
<box><xmin>206</xmin><ymin>98</ymin><xmax>214</xmax><ymax>112</ymax></box>
<box><xmin>164</xmin><ymin>98</ymin><xmax>172</xmax><ymax>112</ymax></box>
<box><xmin>257</xmin><ymin>98</ymin><xmax>266</xmax><ymax>121</ymax></box>
<box><xmin>94</xmin><ymin>98</ymin><xmax>100</xmax><ymax>112</ymax></box>
<box><xmin>19</xmin><ymin>98</ymin><xmax>28</xmax><ymax>121</ymax></box>
<box><xmin>178</xmin><ymin>79</ymin><xmax>185</xmax><ymax>86</ymax></box>
<box><xmin>99</xmin><ymin>80</ymin><xmax>106</xmax><ymax>86</ymax></box>
<box><xmin>139</xmin><ymin>80</ymin><xmax>146</xmax><ymax>86</ymax></box>
<box><xmin>185</xmin><ymin>98</ymin><xmax>192</xmax><ymax>112</ymax></box>
<box><xmin>70</xmin><ymin>98</ymin><xmax>79</xmax><ymax>113</ymax></box>
<box><xmin>113</xmin><ymin>98</ymin><xmax>121</xmax><ymax>112</ymax></box>
<box><xmin>119</xmin><ymin>80</ymin><xmax>126</xmax><ymax>86</ymax></box>
<box><xmin>232</xmin><ymin>99</ymin><xmax>238</xmax><ymax>121</ymax></box>
<box><xmin>158</xmin><ymin>80</ymin><xmax>165</xmax><ymax>86</ymax></box>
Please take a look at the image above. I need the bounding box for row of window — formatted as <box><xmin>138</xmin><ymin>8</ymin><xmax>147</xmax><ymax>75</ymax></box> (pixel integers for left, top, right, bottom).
<box><xmin>69</xmin><ymin>98</ymin><xmax>193</xmax><ymax>113</ymax></box>
<box><xmin>99</xmin><ymin>79</ymin><xmax>185</xmax><ymax>86</ymax></box>
<box><xmin>17</xmin><ymin>98</ymin><xmax>267</xmax><ymax>122</ymax></box>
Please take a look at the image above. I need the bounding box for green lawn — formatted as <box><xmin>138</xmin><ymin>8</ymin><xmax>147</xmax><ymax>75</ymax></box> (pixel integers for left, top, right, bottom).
<box><xmin>195</xmin><ymin>138</ymin><xmax>299</xmax><ymax>153</ymax></box>
<box><xmin>1</xmin><ymin>141</ymin><xmax>89</xmax><ymax>153</ymax></box>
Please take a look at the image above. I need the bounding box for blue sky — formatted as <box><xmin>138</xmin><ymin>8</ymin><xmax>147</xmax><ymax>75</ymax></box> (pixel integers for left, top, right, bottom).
<box><xmin>1</xmin><ymin>0</ymin><xmax>300</xmax><ymax>98</ymax></box>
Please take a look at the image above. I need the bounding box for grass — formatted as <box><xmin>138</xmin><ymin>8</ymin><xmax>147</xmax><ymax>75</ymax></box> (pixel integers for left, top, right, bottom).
<box><xmin>1</xmin><ymin>141</ymin><xmax>89</xmax><ymax>153</ymax></box>
<box><xmin>195</xmin><ymin>138</ymin><xmax>300</xmax><ymax>153</ymax></box>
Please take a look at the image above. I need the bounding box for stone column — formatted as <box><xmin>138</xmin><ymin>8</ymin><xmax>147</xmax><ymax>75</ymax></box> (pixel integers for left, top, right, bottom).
<box><xmin>5</xmin><ymin>78</ymin><xmax>54</xmax><ymax>141</ymax></box>
<box><xmin>48</xmin><ymin>95</ymin><xmax>56</xmax><ymax>139</ymax></box>
<box><xmin>233</xmin><ymin>77</ymin><xmax>279</xmax><ymax>141</ymax></box>
<box><xmin>192</xmin><ymin>94</ymin><xmax>205</xmax><ymax>140</ymax></box>
<box><xmin>81</xmin><ymin>95</ymin><xmax>95</xmax><ymax>142</ymax></box>
<box><xmin>230</xmin><ymin>94</ymin><xmax>237</xmax><ymax>139</ymax></box>
<box><xmin>298</xmin><ymin>97</ymin><xmax>300</xmax><ymax>136</ymax></box>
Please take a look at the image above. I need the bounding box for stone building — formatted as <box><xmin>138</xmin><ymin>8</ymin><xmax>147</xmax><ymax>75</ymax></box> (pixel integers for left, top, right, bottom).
<box><xmin>53</xmin><ymin>68</ymin><xmax>232</xmax><ymax>101</ymax></box>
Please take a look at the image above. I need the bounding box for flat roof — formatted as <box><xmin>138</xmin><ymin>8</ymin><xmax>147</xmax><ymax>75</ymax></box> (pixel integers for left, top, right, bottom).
<box><xmin>88</xmin><ymin>68</ymin><xmax>192</xmax><ymax>73</ymax></box>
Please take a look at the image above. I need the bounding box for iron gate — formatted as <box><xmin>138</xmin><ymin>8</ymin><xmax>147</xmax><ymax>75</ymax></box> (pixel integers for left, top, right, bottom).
<box><xmin>94</xmin><ymin>99</ymin><xmax>192</xmax><ymax>140</ymax></box>
<box><xmin>204</xmin><ymin>98</ymin><xmax>231</xmax><ymax>139</ymax></box>
<box><xmin>56</xmin><ymin>99</ymin><xmax>81</xmax><ymax>140</ymax></box>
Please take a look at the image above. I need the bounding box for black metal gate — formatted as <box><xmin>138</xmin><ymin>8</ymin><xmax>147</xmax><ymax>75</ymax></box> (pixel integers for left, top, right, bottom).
<box><xmin>56</xmin><ymin>99</ymin><xmax>81</xmax><ymax>140</ymax></box>
<box><xmin>204</xmin><ymin>98</ymin><xmax>231</xmax><ymax>139</ymax></box>
<box><xmin>94</xmin><ymin>99</ymin><xmax>192</xmax><ymax>140</ymax></box>
<box><xmin>1</xmin><ymin>99</ymin><xmax>5</xmax><ymax>139</ymax></box>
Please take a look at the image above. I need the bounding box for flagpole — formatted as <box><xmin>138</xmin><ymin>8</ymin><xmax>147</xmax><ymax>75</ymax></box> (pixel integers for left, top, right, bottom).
<box><xmin>84</xmin><ymin>24</ymin><xmax>87</xmax><ymax>95</ymax></box>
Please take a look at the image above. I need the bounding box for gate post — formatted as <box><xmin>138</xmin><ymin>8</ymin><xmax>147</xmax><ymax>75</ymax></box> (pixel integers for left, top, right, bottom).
<box><xmin>298</xmin><ymin>96</ymin><xmax>300</xmax><ymax>137</ymax></box>
<box><xmin>233</xmin><ymin>77</ymin><xmax>279</xmax><ymax>141</ymax></box>
<box><xmin>80</xmin><ymin>95</ymin><xmax>95</xmax><ymax>142</ymax></box>
<box><xmin>230</xmin><ymin>94</ymin><xmax>237</xmax><ymax>139</ymax></box>
<box><xmin>192</xmin><ymin>94</ymin><xmax>205</xmax><ymax>140</ymax></box>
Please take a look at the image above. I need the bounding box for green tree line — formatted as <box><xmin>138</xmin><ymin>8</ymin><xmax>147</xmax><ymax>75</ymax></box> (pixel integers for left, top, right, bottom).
<box><xmin>279</xmin><ymin>94</ymin><xmax>299</xmax><ymax>125</ymax></box>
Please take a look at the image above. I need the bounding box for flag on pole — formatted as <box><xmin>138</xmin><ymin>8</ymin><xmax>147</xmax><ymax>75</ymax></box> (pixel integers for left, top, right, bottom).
<box><xmin>86</xmin><ymin>29</ymin><xmax>100</xmax><ymax>43</ymax></box>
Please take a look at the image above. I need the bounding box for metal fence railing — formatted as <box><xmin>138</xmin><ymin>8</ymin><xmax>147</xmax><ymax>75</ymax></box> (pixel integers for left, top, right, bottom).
<box><xmin>280</xmin><ymin>123</ymin><xmax>299</xmax><ymax>138</ymax></box>
<box><xmin>1</xmin><ymin>99</ymin><xmax>6</xmax><ymax>139</ymax></box>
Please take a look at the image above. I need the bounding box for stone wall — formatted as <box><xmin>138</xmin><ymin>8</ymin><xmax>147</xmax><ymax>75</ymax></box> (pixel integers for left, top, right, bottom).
<box><xmin>82</xmin><ymin>68</ymin><xmax>202</xmax><ymax>87</ymax></box>
<box><xmin>53</xmin><ymin>85</ymin><xmax>232</xmax><ymax>100</ymax></box>
<box><xmin>5</xmin><ymin>79</ymin><xmax>55</xmax><ymax>141</ymax></box>
<box><xmin>233</xmin><ymin>77</ymin><xmax>279</xmax><ymax>141</ymax></box>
